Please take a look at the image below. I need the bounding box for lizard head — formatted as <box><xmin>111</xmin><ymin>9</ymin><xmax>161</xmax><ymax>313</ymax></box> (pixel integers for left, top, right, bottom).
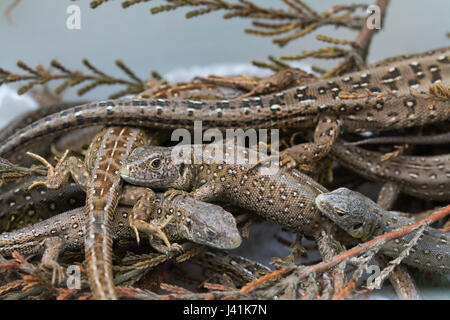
<box><xmin>157</xmin><ymin>194</ymin><xmax>242</xmax><ymax>249</ymax></box>
<box><xmin>315</xmin><ymin>188</ymin><xmax>378</xmax><ymax>241</ymax></box>
<box><xmin>121</xmin><ymin>146</ymin><xmax>191</xmax><ymax>190</ymax></box>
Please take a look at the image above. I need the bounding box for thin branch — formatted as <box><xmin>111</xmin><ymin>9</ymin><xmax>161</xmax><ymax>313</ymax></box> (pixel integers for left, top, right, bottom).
<box><xmin>0</xmin><ymin>59</ymin><xmax>154</xmax><ymax>99</ymax></box>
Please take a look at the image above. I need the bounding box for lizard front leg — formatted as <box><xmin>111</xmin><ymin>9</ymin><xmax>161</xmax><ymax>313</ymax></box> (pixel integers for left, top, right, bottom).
<box><xmin>121</xmin><ymin>186</ymin><xmax>182</xmax><ymax>254</ymax></box>
<box><xmin>376</xmin><ymin>182</ymin><xmax>400</xmax><ymax>211</ymax></box>
<box><xmin>26</xmin><ymin>150</ymin><xmax>90</xmax><ymax>191</ymax></box>
<box><xmin>161</xmin><ymin>181</ymin><xmax>224</xmax><ymax>203</ymax></box>
<box><xmin>191</xmin><ymin>181</ymin><xmax>224</xmax><ymax>202</ymax></box>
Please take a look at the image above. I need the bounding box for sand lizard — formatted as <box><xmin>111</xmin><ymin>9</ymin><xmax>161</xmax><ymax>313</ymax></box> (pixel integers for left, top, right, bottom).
<box><xmin>25</xmin><ymin>127</ymin><xmax>173</xmax><ymax>299</ymax></box>
<box><xmin>119</xmin><ymin>144</ymin><xmax>333</xmax><ymax>240</ymax></box>
<box><xmin>191</xmin><ymin>249</ymin><xmax>272</xmax><ymax>286</ymax></box>
<box><xmin>330</xmin><ymin>140</ymin><xmax>450</xmax><ymax>201</ymax></box>
<box><xmin>118</xmin><ymin>144</ymin><xmax>441</xmax><ymax>293</ymax></box>
<box><xmin>0</xmin><ymin>176</ymin><xmax>85</xmax><ymax>232</ymax></box>
<box><xmin>0</xmin><ymin>47</ymin><xmax>448</xmax><ymax>164</ymax></box>
<box><xmin>0</xmin><ymin>102</ymin><xmax>92</xmax><ymax>166</ymax></box>
<box><xmin>315</xmin><ymin>187</ymin><xmax>450</xmax><ymax>273</ymax></box>
<box><xmin>118</xmin><ymin>143</ymin><xmax>370</xmax><ymax>292</ymax></box>
<box><xmin>0</xmin><ymin>192</ymin><xmax>242</xmax><ymax>284</ymax></box>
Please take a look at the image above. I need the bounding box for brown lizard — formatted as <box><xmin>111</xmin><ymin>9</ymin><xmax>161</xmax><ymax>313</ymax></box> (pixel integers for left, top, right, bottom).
<box><xmin>0</xmin><ymin>176</ymin><xmax>85</xmax><ymax>232</ymax></box>
<box><xmin>329</xmin><ymin>140</ymin><xmax>450</xmax><ymax>201</ymax></box>
<box><xmin>191</xmin><ymin>249</ymin><xmax>272</xmax><ymax>286</ymax></box>
<box><xmin>315</xmin><ymin>187</ymin><xmax>450</xmax><ymax>273</ymax></box>
<box><xmin>119</xmin><ymin>143</ymin><xmax>331</xmax><ymax>238</ymax></box>
<box><xmin>0</xmin><ymin>79</ymin><xmax>254</xmax><ymax>300</ymax></box>
<box><xmin>0</xmin><ymin>102</ymin><xmax>91</xmax><ymax>166</ymax></box>
<box><xmin>346</xmin><ymin>131</ymin><xmax>450</xmax><ymax>146</ymax></box>
<box><xmin>25</xmin><ymin>127</ymin><xmax>171</xmax><ymax>299</ymax></box>
<box><xmin>0</xmin><ymin>192</ymin><xmax>242</xmax><ymax>284</ymax></box>
<box><xmin>0</xmin><ymin>47</ymin><xmax>448</xmax><ymax>164</ymax></box>
<box><xmin>0</xmin><ymin>102</ymin><xmax>84</xmax><ymax>142</ymax></box>
<box><xmin>120</xmin><ymin>143</ymin><xmax>435</xmax><ymax>296</ymax></box>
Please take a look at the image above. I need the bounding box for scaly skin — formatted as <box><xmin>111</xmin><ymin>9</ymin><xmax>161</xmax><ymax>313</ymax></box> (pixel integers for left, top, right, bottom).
<box><xmin>84</xmin><ymin>127</ymin><xmax>147</xmax><ymax>300</ymax></box>
<box><xmin>0</xmin><ymin>175</ymin><xmax>243</xmax><ymax>251</ymax></box>
<box><xmin>347</xmin><ymin>131</ymin><xmax>450</xmax><ymax>146</ymax></box>
<box><xmin>330</xmin><ymin>141</ymin><xmax>450</xmax><ymax>201</ymax></box>
<box><xmin>27</xmin><ymin>127</ymin><xmax>162</xmax><ymax>299</ymax></box>
<box><xmin>0</xmin><ymin>193</ymin><xmax>242</xmax><ymax>284</ymax></box>
<box><xmin>118</xmin><ymin>143</ymin><xmax>360</xmax><ymax>292</ymax></box>
<box><xmin>191</xmin><ymin>249</ymin><xmax>271</xmax><ymax>286</ymax></box>
<box><xmin>0</xmin><ymin>102</ymin><xmax>89</xmax><ymax>166</ymax></box>
<box><xmin>315</xmin><ymin>188</ymin><xmax>450</xmax><ymax>273</ymax></box>
<box><xmin>0</xmin><ymin>176</ymin><xmax>85</xmax><ymax>232</ymax></box>
<box><xmin>0</xmin><ymin>102</ymin><xmax>84</xmax><ymax>142</ymax></box>
<box><xmin>0</xmin><ymin>47</ymin><xmax>448</xmax><ymax>164</ymax></box>
<box><xmin>119</xmin><ymin>144</ymin><xmax>330</xmax><ymax>238</ymax></box>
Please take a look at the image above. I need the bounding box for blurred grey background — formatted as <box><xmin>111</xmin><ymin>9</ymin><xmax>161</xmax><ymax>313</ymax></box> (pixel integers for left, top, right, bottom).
<box><xmin>0</xmin><ymin>0</ymin><xmax>449</xmax><ymax>103</ymax></box>
<box><xmin>0</xmin><ymin>0</ymin><xmax>449</xmax><ymax>299</ymax></box>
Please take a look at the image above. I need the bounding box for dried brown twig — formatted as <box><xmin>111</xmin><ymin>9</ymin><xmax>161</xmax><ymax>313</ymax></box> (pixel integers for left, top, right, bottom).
<box><xmin>0</xmin><ymin>59</ymin><xmax>157</xmax><ymax>99</ymax></box>
<box><xmin>89</xmin><ymin>0</ymin><xmax>366</xmax><ymax>47</ymax></box>
<box><xmin>256</xmin><ymin>0</ymin><xmax>389</xmax><ymax>76</ymax></box>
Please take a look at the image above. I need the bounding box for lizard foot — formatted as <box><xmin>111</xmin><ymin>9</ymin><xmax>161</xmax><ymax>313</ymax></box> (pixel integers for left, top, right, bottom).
<box><xmin>248</xmin><ymin>151</ymin><xmax>296</xmax><ymax>172</ymax></box>
<box><xmin>150</xmin><ymin>240</ymin><xmax>184</xmax><ymax>256</ymax></box>
<box><xmin>166</xmin><ymin>242</ymin><xmax>184</xmax><ymax>255</ymax></box>
<box><xmin>26</xmin><ymin>150</ymin><xmax>70</xmax><ymax>190</ymax></box>
<box><xmin>164</xmin><ymin>189</ymin><xmax>190</xmax><ymax>201</ymax></box>
<box><xmin>129</xmin><ymin>217</ymin><xmax>173</xmax><ymax>251</ymax></box>
<box><xmin>147</xmin><ymin>212</ymin><xmax>184</xmax><ymax>255</ymax></box>
<box><xmin>279</xmin><ymin>151</ymin><xmax>298</xmax><ymax>169</ymax></box>
<box><xmin>40</xmin><ymin>258</ymin><xmax>65</xmax><ymax>285</ymax></box>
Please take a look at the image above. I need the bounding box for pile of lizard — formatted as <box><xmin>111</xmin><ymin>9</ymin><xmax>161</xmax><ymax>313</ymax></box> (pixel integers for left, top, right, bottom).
<box><xmin>0</xmin><ymin>47</ymin><xmax>448</xmax><ymax>300</ymax></box>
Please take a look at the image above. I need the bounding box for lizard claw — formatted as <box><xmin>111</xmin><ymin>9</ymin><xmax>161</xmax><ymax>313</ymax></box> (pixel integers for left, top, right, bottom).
<box><xmin>128</xmin><ymin>216</ymin><xmax>141</xmax><ymax>246</ymax></box>
<box><xmin>164</xmin><ymin>189</ymin><xmax>190</xmax><ymax>201</ymax></box>
<box><xmin>27</xmin><ymin>179</ymin><xmax>48</xmax><ymax>190</ymax></box>
<box><xmin>40</xmin><ymin>260</ymin><xmax>65</xmax><ymax>285</ymax></box>
<box><xmin>167</xmin><ymin>243</ymin><xmax>184</xmax><ymax>255</ymax></box>
<box><xmin>26</xmin><ymin>151</ymin><xmax>55</xmax><ymax>176</ymax></box>
<box><xmin>279</xmin><ymin>152</ymin><xmax>297</xmax><ymax>170</ymax></box>
<box><xmin>27</xmin><ymin>152</ymin><xmax>55</xmax><ymax>190</ymax></box>
<box><xmin>156</xmin><ymin>242</ymin><xmax>183</xmax><ymax>256</ymax></box>
<box><xmin>26</xmin><ymin>150</ymin><xmax>70</xmax><ymax>190</ymax></box>
<box><xmin>130</xmin><ymin>219</ymin><xmax>173</xmax><ymax>250</ymax></box>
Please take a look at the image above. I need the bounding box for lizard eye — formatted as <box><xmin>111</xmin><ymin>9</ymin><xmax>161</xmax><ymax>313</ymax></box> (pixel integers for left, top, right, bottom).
<box><xmin>334</xmin><ymin>208</ymin><xmax>347</xmax><ymax>217</ymax></box>
<box><xmin>150</xmin><ymin>158</ymin><xmax>162</xmax><ymax>170</ymax></box>
<box><xmin>352</xmin><ymin>222</ymin><xmax>363</xmax><ymax>230</ymax></box>
<box><xmin>206</xmin><ymin>228</ymin><xmax>216</xmax><ymax>238</ymax></box>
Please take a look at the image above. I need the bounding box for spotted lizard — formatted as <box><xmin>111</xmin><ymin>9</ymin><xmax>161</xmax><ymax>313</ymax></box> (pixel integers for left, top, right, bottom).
<box><xmin>0</xmin><ymin>47</ymin><xmax>448</xmax><ymax>165</ymax></box>
<box><xmin>191</xmin><ymin>249</ymin><xmax>272</xmax><ymax>286</ymax></box>
<box><xmin>0</xmin><ymin>102</ymin><xmax>91</xmax><ymax>166</ymax></box>
<box><xmin>329</xmin><ymin>140</ymin><xmax>450</xmax><ymax>201</ymax></box>
<box><xmin>25</xmin><ymin>127</ymin><xmax>171</xmax><ymax>300</ymax></box>
<box><xmin>315</xmin><ymin>187</ymin><xmax>450</xmax><ymax>273</ymax></box>
<box><xmin>0</xmin><ymin>176</ymin><xmax>85</xmax><ymax>232</ymax></box>
<box><xmin>120</xmin><ymin>143</ymin><xmax>438</xmax><ymax>295</ymax></box>
<box><xmin>119</xmin><ymin>143</ymin><xmax>333</xmax><ymax>238</ymax></box>
<box><xmin>346</xmin><ymin>131</ymin><xmax>450</xmax><ymax>146</ymax></box>
<box><xmin>0</xmin><ymin>192</ymin><xmax>242</xmax><ymax>284</ymax></box>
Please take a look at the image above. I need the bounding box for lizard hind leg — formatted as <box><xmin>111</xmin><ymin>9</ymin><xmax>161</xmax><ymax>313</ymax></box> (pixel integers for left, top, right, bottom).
<box><xmin>26</xmin><ymin>150</ymin><xmax>89</xmax><ymax>191</ymax></box>
<box><xmin>247</xmin><ymin>140</ymin><xmax>298</xmax><ymax>171</ymax></box>
<box><xmin>283</xmin><ymin>115</ymin><xmax>342</xmax><ymax>166</ymax></box>
<box><xmin>164</xmin><ymin>189</ymin><xmax>191</xmax><ymax>201</ymax></box>
<box><xmin>40</xmin><ymin>237</ymin><xmax>65</xmax><ymax>285</ymax></box>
